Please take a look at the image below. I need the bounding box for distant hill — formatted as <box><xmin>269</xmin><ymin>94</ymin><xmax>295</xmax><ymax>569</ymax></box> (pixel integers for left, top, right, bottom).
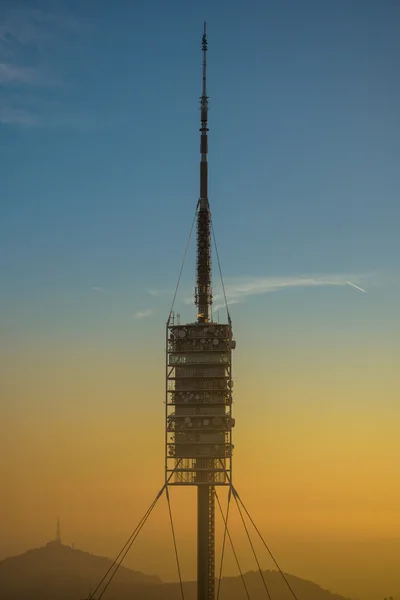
<box><xmin>0</xmin><ymin>541</ymin><xmax>353</xmax><ymax>600</ymax></box>
<box><xmin>288</xmin><ymin>537</ymin><xmax>400</xmax><ymax>600</ymax></box>
<box><xmin>0</xmin><ymin>541</ymin><xmax>161</xmax><ymax>599</ymax></box>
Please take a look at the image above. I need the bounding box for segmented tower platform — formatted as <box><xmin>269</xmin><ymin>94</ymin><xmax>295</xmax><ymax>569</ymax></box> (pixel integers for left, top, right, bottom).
<box><xmin>165</xmin><ymin>23</ymin><xmax>236</xmax><ymax>600</ymax></box>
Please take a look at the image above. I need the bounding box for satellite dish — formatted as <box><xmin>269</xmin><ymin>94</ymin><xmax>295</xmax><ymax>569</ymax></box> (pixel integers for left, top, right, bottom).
<box><xmin>213</xmin><ymin>338</ymin><xmax>219</xmax><ymax>346</ymax></box>
<box><xmin>179</xmin><ymin>330</ymin><xmax>186</xmax><ymax>338</ymax></box>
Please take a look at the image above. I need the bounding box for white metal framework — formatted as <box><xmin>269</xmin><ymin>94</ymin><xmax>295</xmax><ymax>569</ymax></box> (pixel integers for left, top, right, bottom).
<box><xmin>165</xmin><ymin>321</ymin><xmax>235</xmax><ymax>486</ymax></box>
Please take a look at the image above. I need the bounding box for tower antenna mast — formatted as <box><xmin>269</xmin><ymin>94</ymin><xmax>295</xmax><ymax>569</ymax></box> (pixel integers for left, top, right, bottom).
<box><xmin>196</xmin><ymin>21</ymin><xmax>212</xmax><ymax>324</ymax></box>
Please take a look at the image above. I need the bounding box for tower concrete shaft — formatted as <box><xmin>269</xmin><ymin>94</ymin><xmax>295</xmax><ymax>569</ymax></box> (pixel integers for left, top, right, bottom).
<box><xmin>197</xmin><ymin>482</ymin><xmax>215</xmax><ymax>600</ymax></box>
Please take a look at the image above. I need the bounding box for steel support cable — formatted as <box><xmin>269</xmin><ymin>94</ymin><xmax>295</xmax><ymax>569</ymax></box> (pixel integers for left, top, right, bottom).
<box><xmin>93</xmin><ymin>487</ymin><xmax>165</xmax><ymax>600</ymax></box>
<box><xmin>232</xmin><ymin>488</ymin><xmax>299</xmax><ymax>600</ymax></box>
<box><xmin>96</xmin><ymin>513</ymin><xmax>153</xmax><ymax>600</ymax></box>
<box><xmin>89</xmin><ymin>489</ymin><xmax>163</xmax><ymax>599</ymax></box>
<box><xmin>167</xmin><ymin>202</ymin><xmax>199</xmax><ymax>325</ymax></box>
<box><xmin>91</xmin><ymin>466</ymin><xmax>182</xmax><ymax>600</ymax></box>
<box><xmin>166</xmin><ymin>486</ymin><xmax>185</xmax><ymax>600</ymax></box>
<box><xmin>216</xmin><ymin>487</ymin><xmax>232</xmax><ymax>600</ymax></box>
<box><xmin>233</xmin><ymin>493</ymin><xmax>272</xmax><ymax>600</ymax></box>
<box><xmin>210</xmin><ymin>217</ymin><xmax>231</xmax><ymax>326</ymax></box>
<box><xmin>215</xmin><ymin>490</ymin><xmax>251</xmax><ymax>600</ymax></box>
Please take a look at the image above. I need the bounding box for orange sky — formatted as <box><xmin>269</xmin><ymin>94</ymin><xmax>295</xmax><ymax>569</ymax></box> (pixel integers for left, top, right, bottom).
<box><xmin>2</xmin><ymin>331</ymin><xmax>399</xmax><ymax>600</ymax></box>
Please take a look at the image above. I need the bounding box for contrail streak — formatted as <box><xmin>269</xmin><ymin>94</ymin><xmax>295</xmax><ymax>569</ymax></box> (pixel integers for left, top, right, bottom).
<box><xmin>347</xmin><ymin>281</ymin><xmax>366</xmax><ymax>293</ymax></box>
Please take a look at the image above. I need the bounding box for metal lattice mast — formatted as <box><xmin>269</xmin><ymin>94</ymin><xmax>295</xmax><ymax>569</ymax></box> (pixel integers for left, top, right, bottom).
<box><xmin>196</xmin><ymin>22</ymin><xmax>212</xmax><ymax>324</ymax></box>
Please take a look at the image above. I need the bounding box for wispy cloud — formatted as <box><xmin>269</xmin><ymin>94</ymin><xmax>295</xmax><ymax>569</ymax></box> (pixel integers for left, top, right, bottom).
<box><xmin>148</xmin><ymin>273</ymin><xmax>370</xmax><ymax>312</ymax></box>
<box><xmin>0</xmin><ymin>63</ymin><xmax>38</xmax><ymax>84</ymax></box>
<box><xmin>0</xmin><ymin>105</ymin><xmax>39</xmax><ymax>126</ymax></box>
<box><xmin>0</xmin><ymin>8</ymin><xmax>89</xmax><ymax>127</ymax></box>
<box><xmin>139</xmin><ymin>273</ymin><xmax>372</xmax><ymax>318</ymax></box>
<box><xmin>0</xmin><ymin>8</ymin><xmax>86</xmax><ymax>48</ymax></box>
<box><xmin>134</xmin><ymin>309</ymin><xmax>154</xmax><ymax>320</ymax></box>
<box><xmin>145</xmin><ymin>288</ymin><xmax>174</xmax><ymax>297</ymax></box>
<box><xmin>212</xmin><ymin>274</ymin><xmax>369</xmax><ymax>310</ymax></box>
<box><xmin>91</xmin><ymin>286</ymin><xmax>108</xmax><ymax>294</ymax></box>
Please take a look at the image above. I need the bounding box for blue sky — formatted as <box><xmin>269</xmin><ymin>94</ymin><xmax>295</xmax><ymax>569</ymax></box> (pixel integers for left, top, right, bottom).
<box><xmin>2</xmin><ymin>4</ymin><xmax>400</xmax><ymax>590</ymax></box>
<box><xmin>1</xmin><ymin>0</ymin><xmax>399</xmax><ymax>338</ymax></box>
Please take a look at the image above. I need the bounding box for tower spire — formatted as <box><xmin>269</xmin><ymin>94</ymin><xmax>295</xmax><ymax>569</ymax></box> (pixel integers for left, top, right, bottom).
<box><xmin>196</xmin><ymin>21</ymin><xmax>212</xmax><ymax>323</ymax></box>
<box><xmin>199</xmin><ymin>21</ymin><xmax>208</xmax><ymax>201</ymax></box>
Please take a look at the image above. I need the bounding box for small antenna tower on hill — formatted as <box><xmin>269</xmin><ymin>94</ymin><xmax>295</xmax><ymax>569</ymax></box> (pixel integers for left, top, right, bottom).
<box><xmin>56</xmin><ymin>517</ymin><xmax>61</xmax><ymax>544</ymax></box>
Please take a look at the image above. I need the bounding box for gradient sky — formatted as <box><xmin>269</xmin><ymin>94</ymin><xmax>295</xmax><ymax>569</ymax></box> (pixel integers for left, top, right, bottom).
<box><xmin>1</xmin><ymin>1</ymin><xmax>400</xmax><ymax>598</ymax></box>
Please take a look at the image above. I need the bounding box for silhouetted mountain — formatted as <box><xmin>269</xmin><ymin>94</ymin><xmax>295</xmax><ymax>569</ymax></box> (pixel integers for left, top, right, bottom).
<box><xmin>215</xmin><ymin>571</ymin><xmax>353</xmax><ymax>600</ymax></box>
<box><xmin>0</xmin><ymin>541</ymin><xmax>160</xmax><ymax>599</ymax></box>
<box><xmin>0</xmin><ymin>541</ymin><xmax>353</xmax><ymax>600</ymax></box>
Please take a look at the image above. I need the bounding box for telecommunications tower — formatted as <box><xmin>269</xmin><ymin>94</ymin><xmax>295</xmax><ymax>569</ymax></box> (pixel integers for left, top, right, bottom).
<box><xmin>83</xmin><ymin>23</ymin><xmax>298</xmax><ymax>600</ymax></box>
<box><xmin>165</xmin><ymin>23</ymin><xmax>236</xmax><ymax>600</ymax></box>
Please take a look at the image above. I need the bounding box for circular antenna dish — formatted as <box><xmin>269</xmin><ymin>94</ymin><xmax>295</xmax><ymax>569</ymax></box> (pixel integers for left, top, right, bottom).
<box><xmin>179</xmin><ymin>330</ymin><xmax>186</xmax><ymax>338</ymax></box>
<box><xmin>213</xmin><ymin>338</ymin><xmax>219</xmax><ymax>346</ymax></box>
